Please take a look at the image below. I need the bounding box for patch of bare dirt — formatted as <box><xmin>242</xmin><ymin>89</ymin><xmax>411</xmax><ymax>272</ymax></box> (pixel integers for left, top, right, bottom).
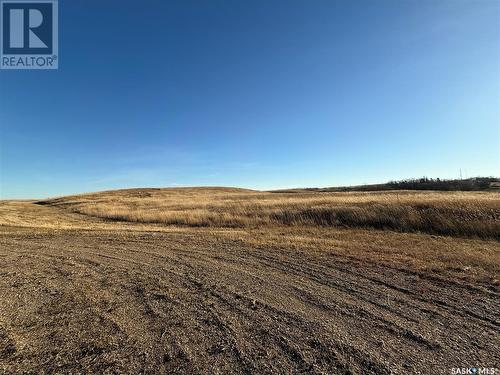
<box><xmin>1</xmin><ymin>223</ymin><xmax>498</xmax><ymax>374</ymax></box>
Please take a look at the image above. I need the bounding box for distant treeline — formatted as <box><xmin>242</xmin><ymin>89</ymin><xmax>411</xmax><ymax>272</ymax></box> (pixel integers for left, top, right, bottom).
<box><xmin>299</xmin><ymin>177</ymin><xmax>500</xmax><ymax>193</ymax></box>
<box><xmin>385</xmin><ymin>177</ymin><xmax>498</xmax><ymax>191</ymax></box>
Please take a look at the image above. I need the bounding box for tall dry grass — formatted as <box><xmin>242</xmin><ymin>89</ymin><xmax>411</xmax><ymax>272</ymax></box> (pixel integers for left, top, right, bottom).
<box><xmin>40</xmin><ymin>188</ymin><xmax>500</xmax><ymax>239</ymax></box>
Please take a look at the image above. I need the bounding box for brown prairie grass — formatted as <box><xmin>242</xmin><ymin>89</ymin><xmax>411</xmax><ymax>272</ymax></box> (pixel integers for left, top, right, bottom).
<box><xmin>40</xmin><ymin>188</ymin><xmax>500</xmax><ymax>240</ymax></box>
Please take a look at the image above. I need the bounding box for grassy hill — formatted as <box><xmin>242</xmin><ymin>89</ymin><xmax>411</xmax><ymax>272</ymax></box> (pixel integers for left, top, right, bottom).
<box><xmin>37</xmin><ymin>187</ymin><xmax>500</xmax><ymax>240</ymax></box>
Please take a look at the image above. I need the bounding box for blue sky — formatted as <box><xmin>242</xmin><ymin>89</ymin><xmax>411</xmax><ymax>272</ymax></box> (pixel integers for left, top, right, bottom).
<box><xmin>1</xmin><ymin>0</ymin><xmax>499</xmax><ymax>198</ymax></box>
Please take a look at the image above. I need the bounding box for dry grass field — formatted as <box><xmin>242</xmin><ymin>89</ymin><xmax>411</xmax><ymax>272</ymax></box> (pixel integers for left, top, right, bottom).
<box><xmin>0</xmin><ymin>188</ymin><xmax>499</xmax><ymax>374</ymax></box>
<box><xmin>41</xmin><ymin>188</ymin><xmax>500</xmax><ymax>238</ymax></box>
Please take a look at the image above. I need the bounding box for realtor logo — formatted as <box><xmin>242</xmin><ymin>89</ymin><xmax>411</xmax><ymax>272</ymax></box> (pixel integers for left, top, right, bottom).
<box><xmin>1</xmin><ymin>0</ymin><xmax>58</xmax><ymax>69</ymax></box>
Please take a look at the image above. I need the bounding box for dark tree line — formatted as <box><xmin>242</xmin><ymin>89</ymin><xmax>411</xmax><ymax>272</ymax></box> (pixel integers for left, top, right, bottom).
<box><xmin>300</xmin><ymin>177</ymin><xmax>499</xmax><ymax>193</ymax></box>
<box><xmin>385</xmin><ymin>177</ymin><xmax>498</xmax><ymax>191</ymax></box>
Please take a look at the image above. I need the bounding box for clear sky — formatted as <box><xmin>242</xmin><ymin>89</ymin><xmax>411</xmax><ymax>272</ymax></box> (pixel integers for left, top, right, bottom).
<box><xmin>1</xmin><ymin>0</ymin><xmax>499</xmax><ymax>198</ymax></box>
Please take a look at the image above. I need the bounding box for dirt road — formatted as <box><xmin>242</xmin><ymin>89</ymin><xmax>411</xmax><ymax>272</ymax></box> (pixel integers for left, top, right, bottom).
<box><xmin>0</xmin><ymin>202</ymin><xmax>498</xmax><ymax>374</ymax></box>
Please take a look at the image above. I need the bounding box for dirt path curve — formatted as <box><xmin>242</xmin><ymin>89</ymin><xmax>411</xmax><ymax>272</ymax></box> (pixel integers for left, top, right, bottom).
<box><xmin>0</xmin><ymin>201</ymin><xmax>498</xmax><ymax>374</ymax></box>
